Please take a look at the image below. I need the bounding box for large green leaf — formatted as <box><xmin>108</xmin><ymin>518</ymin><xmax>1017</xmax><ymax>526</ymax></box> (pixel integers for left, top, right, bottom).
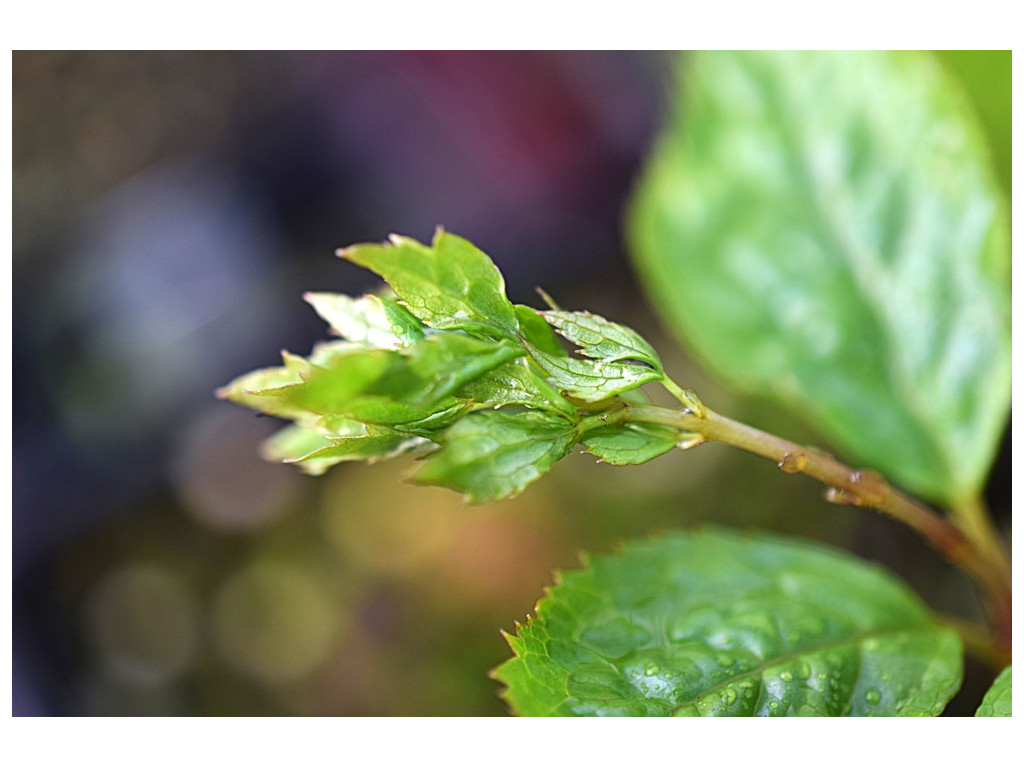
<box><xmin>493</xmin><ymin>528</ymin><xmax>962</xmax><ymax>716</ymax></box>
<box><xmin>628</xmin><ymin>51</ymin><xmax>1010</xmax><ymax>504</ymax></box>
<box><xmin>976</xmin><ymin>666</ymin><xmax>1011</xmax><ymax>717</ymax></box>
<box><xmin>936</xmin><ymin>51</ymin><xmax>1011</xmax><ymax>200</ymax></box>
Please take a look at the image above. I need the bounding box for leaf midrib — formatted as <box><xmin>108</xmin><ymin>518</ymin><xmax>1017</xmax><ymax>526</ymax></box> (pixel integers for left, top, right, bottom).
<box><xmin>752</xmin><ymin>52</ymin><xmax>954</xmax><ymax>492</ymax></box>
<box><xmin>669</xmin><ymin>621</ymin><xmax>935</xmax><ymax>713</ymax></box>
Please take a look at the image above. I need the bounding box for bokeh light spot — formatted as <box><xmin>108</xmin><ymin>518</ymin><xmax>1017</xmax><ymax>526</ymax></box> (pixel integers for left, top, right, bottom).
<box><xmin>212</xmin><ymin>561</ymin><xmax>342</xmax><ymax>685</ymax></box>
<box><xmin>172</xmin><ymin>407</ymin><xmax>303</xmax><ymax>532</ymax></box>
<box><xmin>86</xmin><ymin>564</ymin><xmax>199</xmax><ymax>686</ymax></box>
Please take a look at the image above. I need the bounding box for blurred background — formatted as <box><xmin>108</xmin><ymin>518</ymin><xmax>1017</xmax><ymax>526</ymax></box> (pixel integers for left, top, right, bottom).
<box><xmin>12</xmin><ymin>51</ymin><xmax>1010</xmax><ymax>716</ymax></box>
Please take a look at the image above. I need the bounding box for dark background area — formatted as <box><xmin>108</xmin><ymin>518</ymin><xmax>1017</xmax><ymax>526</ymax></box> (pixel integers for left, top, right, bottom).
<box><xmin>12</xmin><ymin>51</ymin><xmax>1010</xmax><ymax>716</ymax></box>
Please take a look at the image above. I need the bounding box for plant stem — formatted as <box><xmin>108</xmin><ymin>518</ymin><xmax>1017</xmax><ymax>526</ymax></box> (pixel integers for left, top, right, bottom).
<box><xmin>949</xmin><ymin>496</ymin><xmax>1012</xmax><ymax>649</ymax></box>
<box><xmin>614</xmin><ymin>401</ymin><xmax>1012</xmax><ymax>649</ymax></box>
<box><xmin>936</xmin><ymin>614</ymin><xmax>1012</xmax><ymax>672</ymax></box>
<box><xmin>949</xmin><ymin>496</ymin><xmax>1011</xmax><ymax>586</ymax></box>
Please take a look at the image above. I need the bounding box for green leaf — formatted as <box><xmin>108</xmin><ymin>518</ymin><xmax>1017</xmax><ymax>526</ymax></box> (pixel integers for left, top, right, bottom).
<box><xmin>976</xmin><ymin>666</ymin><xmax>1011</xmax><ymax>716</ymax></box>
<box><xmin>581</xmin><ymin>423</ymin><xmax>680</xmax><ymax>465</ymax></box>
<box><xmin>458</xmin><ymin>358</ymin><xmax>578</xmax><ymax>419</ymax></box>
<box><xmin>628</xmin><ymin>51</ymin><xmax>1010</xmax><ymax>504</ymax></box>
<box><xmin>262</xmin><ymin>422</ymin><xmax>334</xmax><ymax>460</ymax></box>
<box><xmin>287</xmin><ymin>334</ymin><xmax>522</xmax><ymax>426</ymax></box>
<box><xmin>413</xmin><ymin>409</ymin><xmax>579</xmax><ymax>503</ymax></box>
<box><xmin>401</xmin><ymin>334</ymin><xmax>525</xmax><ymax>405</ymax></box>
<box><xmin>514</xmin><ymin>304</ymin><xmax>566</xmax><ymax>357</ymax></box>
<box><xmin>530</xmin><ymin>348</ymin><xmax>662</xmax><ymax>403</ymax></box>
<box><xmin>304</xmin><ymin>292</ymin><xmax>425</xmax><ymax>348</ymax></box>
<box><xmin>263</xmin><ymin>418</ymin><xmax>434</xmax><ymax>476</ymax></box>
<box><xmin>493</xmin><ymin>528</ymin><xmax>962</xmax><ymax>716</ymax></box>
<box><xmin>543</xmin><ymin>310</ymin><xmax>662</xmax><ymax>372</ymax></box>
<box><xmin>281</xmin><ymin>347</ymin><xmax>398</xmax><ymax>413</ymax></box>
<box><xmin>339</xmin><ymin>229</ymin><xmax>520</xmax><ymax>339</ymax></box>
<box><xmin>523</xmin><ymin>309</ymin><xmax>664</xmax><ymax>403</ymax></box>
<box><xmin>290</xmin><ymin>428</ymin><xmax>431</xmax><ymax>475</ymax></box>
<box><xmin>215</xmin><ymin>363</ymin><xmax>310</xmax><ymax>420</ymax></box>
<box><xmin>936</xmin><ymin>51</ymin><xmax>1011</xmax><ymax>200</ymax></box>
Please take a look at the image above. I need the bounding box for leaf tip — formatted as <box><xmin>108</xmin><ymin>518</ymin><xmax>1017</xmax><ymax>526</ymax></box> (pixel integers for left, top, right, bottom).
<box><xmin>386</xmin><ymin>232</ymin><xmax>411</xmax><ymax>247</ymax></box>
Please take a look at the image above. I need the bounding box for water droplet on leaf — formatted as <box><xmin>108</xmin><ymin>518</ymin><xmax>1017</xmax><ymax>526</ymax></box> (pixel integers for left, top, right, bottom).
<box><xmin>673</xmin><ymin>703</ymin><xmax>701</xmax><ymax>717</ymax></box>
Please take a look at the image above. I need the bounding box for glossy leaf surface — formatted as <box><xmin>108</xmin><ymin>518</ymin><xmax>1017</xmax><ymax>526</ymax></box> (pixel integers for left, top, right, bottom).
<box><xmin>543</xmin><ymin>311</ymin><xmax>662</xmax><ymax>372</ymax></box>
<box><xmin>581</xmin><ymin>424</ymin><xmax>679</xmax><ymax>465</ymax></box>
<box><xmin>414</xmin><ymin>409</ymin><xmax>578</xmax><ymax>503</ymax></box>
<box><xmin>530</xmin><ymin>348</ymin><xmax>662</xmax><ymax>403</ymax></box>
<box><xmin>494</xmin><ymin>529</ymin><xmax>962</xmax><ymax>716</ymax></box>
<box><xmin>216</xmin><ymin>363</ymin><xmax>309</xmax><ymax>421</ymax></box>
<box><xmin>459</xmin><ymin>359</ymin><xmax>577</xmax><ymax>419</ymax></box>
<box><xmin>629</xmin><ymin>51</ymin><xmax>1010</xmax><ymax>504</ymax></box>
<box><xmin>296</xmin><ymin>430</ymin><xmax>428</xmax><ymax>473</ymax></box>
<box><xmin>304</xmin><ymin>292</ymin><xmax>425</xmax><ymax>348</ymax></box>
<box><xmin>975</xmin><ymin>666</ymin><xmax>1011</xmax><ymax>717</ymax></box>
<box><xmin>514</xmin><ymin>304</ymin><xmax>567</xmax><ymax>357</ymax></box>
<box><xmin>339</xmin><ymin>229</ymin><xmax>520</xmax><ymax>339</ymax></box>
<box><xmin>292</xmin><ymin>334</ymin><xmax>522</xmax><ymax>424</ymax></box>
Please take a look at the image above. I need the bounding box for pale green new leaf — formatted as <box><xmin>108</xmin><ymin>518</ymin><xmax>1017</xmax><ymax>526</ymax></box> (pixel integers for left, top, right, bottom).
<box><xmin>976</xmin><ymin>666</ymin><xmax>1011</xmax><ymax>716</ymax></box>
<box><xmin>582</xmin><ymin>423</ymin><xmax>680</xmax><ymax>465</ymax></box>
<box><xmin>629</xmin><ymin>51</ymin><xmax>1010</xmax><ymax>504</ymax></box>
<box><xmin>216</xmin><ymin>363</ymin><xmax>309</xmax><ymax>420</ymax></box>
<box><xmin>261</xmin><ymin>422</ymin><xmax>348</xmax><ymax>475</ymax></box>
<box><xmin>304</xmin><ymin>292</ymin><xmax>425</xmax><ymax>348</ymax></box>
<box><xmin>291</xmin><ymin>429</ymin><xmax>430</xmax><ymax>476</ymax></box>
<box><xmin>261</xmin><ymin>416</ymin><xmax>426</xmax><ymax>475</ymax></box>
<box><xmin>262</xmin><ymin>423</ymin><xmax>334</xmax><ymax>462</ymax></box>
<box><xmin>494</xmin><ymin>529</ymin><xmax>962</xmax><ymax>716</ymax></box>
<box><xmin>339</xmin><ymin>229</ymin><xmax>520</xmax><ymax>339</ymax></box>
<box><xmin>414</xmin><ymin>409</ymin><xmax>578</xmax><ymax>503</ymax></box>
